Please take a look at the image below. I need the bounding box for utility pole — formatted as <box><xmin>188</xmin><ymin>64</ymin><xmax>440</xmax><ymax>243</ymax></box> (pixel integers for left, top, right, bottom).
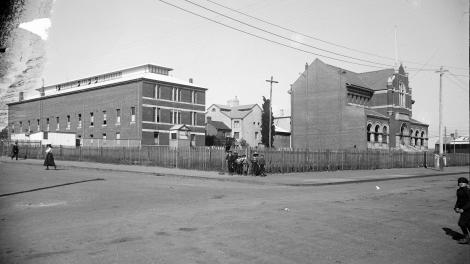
<box><xmin>436</xmin><ymin>66</ymin><xmax>448</xmax><ymax>170</ymax></box>
<box><xmin>266</xmin><ymin>76</ymin><xmax>278</xmax><ymax>148</ymax></box>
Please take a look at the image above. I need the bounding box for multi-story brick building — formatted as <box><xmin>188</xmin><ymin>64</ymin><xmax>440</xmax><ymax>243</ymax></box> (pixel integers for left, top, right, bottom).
<box><xmin>7</xmin><ymin>64</ymin><xmax>207</xmax><ymax>146</ymax></box>
<box><xmin>206</xmin><ymin>97</ymin><xmax>262</xmax><ymax>147</ymax></box>
<box><xmin>290</xmin><ymin>59</ymin><xmax>428</xmax><ymax>150</ymax></box>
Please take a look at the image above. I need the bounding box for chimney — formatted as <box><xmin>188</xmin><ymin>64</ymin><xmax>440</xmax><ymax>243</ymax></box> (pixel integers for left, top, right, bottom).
<box><xmin>189</xmin><ymin>78</ymin><xmax>193</xmax><ymax>84</ymax></box>
<box><xmin>19</xmin><ymin>92</ymin><xmax>24</xmax><ymax>101</ymax></box>
<box><xmin>227</xmin><ymin>96</ymin><xmax>240</xmax><ymax>107</ymax></box>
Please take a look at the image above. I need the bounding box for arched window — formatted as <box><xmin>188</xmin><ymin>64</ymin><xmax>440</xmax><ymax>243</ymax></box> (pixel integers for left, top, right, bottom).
<box><xmin>367</xmin><ymin>124</ymin><xmax>372</xmax><ymax>142</ymax></box>
<box><xmin>409</xmin><ymin>129</ymin><xmax>414</xmax><ymax>146</ymax></box>
<box><xmin>400</xmin><ymin>123</ymin><xmax>408</xmax><ymax>145</ymax></box>
<box><xmin>415</xmin><ymin>130</ymin><xmax>420</xmax><ymax>146</ymax></box>
<box><xmin>382</xmin><ymin>126</ymin><xmax>388</xmax><ymax>144</ymax></box>
<box><xmin>399</xmin><ymin>82</ymin><xmax>406</xmax><ymax>107</ymax></box>
<box><xmin>374</xmin><ymin>125</ymin><xmax>380</xmax><ymax>142</ymax></box>
<box><xmin>420</xmin><ymin>131</ymin><xmax>425</xmax><ymax>146</ymax></box>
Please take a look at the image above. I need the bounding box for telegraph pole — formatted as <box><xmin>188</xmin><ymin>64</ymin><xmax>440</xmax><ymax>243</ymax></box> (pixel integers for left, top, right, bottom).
<box><xmin>266</xmin><ymin>76</ymin><xmax>278</xmax><ymax>148</ymax></box>
<box><xmin>436</xmin><ymin>66</ymin><xmax>448</xmax><ymax>170</ymax></box>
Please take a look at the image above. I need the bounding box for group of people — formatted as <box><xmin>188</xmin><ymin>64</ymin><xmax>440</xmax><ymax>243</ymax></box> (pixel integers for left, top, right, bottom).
<box><xmin>10</xmin><ymin>141</ymin><xmax>56</xmax><ymax>170</ymax></box>
<box><xmin>225</xmin><ymin>150</ymin><xmax>266</xmax><ymax>176</ymax></box>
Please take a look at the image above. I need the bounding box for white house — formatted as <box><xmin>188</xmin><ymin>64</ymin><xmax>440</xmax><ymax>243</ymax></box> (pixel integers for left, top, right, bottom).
<box><xmin>206</xmin><ymin>97</ymin><xmax>262</xmax><ymax>147</ymax></box>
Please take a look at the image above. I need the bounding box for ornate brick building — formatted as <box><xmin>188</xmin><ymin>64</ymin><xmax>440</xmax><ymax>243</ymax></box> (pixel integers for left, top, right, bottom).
<box><xmin>7</xmin><ymin>64</ymin><xmax>207</xmax><ymax>146</ymax></box>
<box><xmin>290</xmin><ymin>59</ymin><xmax>428</xmax><ymax>150</ymax></box>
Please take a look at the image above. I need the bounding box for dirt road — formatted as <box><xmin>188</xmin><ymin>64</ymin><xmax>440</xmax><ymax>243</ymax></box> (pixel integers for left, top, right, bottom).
<box><xmin>1</xmin><ymin>163</ymin><xmax>468</xmax><ymax>263</ymax></box>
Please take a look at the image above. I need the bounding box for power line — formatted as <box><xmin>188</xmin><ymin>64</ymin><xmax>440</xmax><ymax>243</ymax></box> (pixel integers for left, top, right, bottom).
<box><xmin>203</xmin><ymin>0</ymin><xmax>470</xmax><ymax>71</ymax></box>
<box><xmin>156</xmin><ymin>0</ymin><xmax>391</xmax><ymax>69</ymax></box>
<box><xmin>180</xmin><ymin>0</ymin><xmax>395</xmax><ymax>68</ymax></box>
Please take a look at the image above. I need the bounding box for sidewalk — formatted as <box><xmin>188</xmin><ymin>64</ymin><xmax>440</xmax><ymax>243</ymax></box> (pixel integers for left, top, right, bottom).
<box><xmin>1</xmin><ymin>156</ymin><xmax>468</xmax><ymax>186</ymax></box>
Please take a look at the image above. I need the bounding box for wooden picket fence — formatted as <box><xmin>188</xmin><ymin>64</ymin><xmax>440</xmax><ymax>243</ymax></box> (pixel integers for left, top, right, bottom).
<box><xmin>1</xmin><ymin>141</ymin><xmax>468</xmax><ymax>173</ymax></box>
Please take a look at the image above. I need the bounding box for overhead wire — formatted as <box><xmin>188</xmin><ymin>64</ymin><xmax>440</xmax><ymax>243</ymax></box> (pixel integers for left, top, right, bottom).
<box><xmin>180</xmin><ymin>0</ymin><xmax>395</xmax><ymax>68</ymax></box>
<box><xmin>156</xmin><ymin>0</ymin><xmax>393</xmax><ymax>69</ymax></box>
<box><xmin>203</xmin><ymin>0</ymin><xmax>469</xmax><ymax>72</ymax></box>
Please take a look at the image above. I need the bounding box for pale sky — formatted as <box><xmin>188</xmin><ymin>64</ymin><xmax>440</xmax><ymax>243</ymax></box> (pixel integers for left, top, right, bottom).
<box><xmin>42</xmin><ymin>0</ymin><xmax>469</xmax><ymax>142</ymax></box>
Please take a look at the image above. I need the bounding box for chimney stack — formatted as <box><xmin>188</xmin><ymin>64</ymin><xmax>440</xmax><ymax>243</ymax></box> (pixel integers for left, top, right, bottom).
<box><xmin>19</xmin><ymin>92</ymin><xmax>24</xmax><ymax>101</ymax></box>
<box><xmin>189</xmin><ymin>78</ymin><xmax>193</xmax><ymax>84</ymax></box>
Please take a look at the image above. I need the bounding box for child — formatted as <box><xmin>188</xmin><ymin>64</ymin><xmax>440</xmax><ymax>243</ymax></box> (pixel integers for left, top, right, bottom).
<box><xmin>454</xmin><ymin>177</ymin><xmax>470</xmax><ymax>244</ymax></box>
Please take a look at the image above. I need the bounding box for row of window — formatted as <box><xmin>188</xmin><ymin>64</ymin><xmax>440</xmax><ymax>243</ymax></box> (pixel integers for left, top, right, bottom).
<box><xmin>145</xmin><ymin>84</ymin><xmax>203</xmax><ymax>104</ymax></box>
<box><xmin>147</xmin><ymin>107</ymin><xmax>201</xmax><ymax>126</ymax></box>
<box><xmin>56</xmin><ymin>72</ymin><xmax>122</xmax><ymax>91</ymax></box>
<box><xmin>12</xmin><ymin>107</ymin><xmax>136</xmax><ymax>133</ymax></box>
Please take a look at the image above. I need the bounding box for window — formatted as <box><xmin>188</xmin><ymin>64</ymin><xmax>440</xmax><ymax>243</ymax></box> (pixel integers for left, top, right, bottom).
<box><xmin>102</xmin><ymin>133</ymin><xmax>106</xmax><ymax>140</ymax></box>
<box><xmin>155</xmin><ymin>85</ymin><xmax>160</xmax><ymax>99</ymax></box>
<box><xmin>77</xmin><ymin>113</ymin><xmax>82</xmax><ymax>128</ymax></box>
<box><xmin>191</xmin><ymin>91</ymin><xmax>195</xmax><ymax>103</ymax></box>
<box><xmin>19</xmin><ymin>121</ymin><xmax>23</xmax><ymax>133</ymax></box>
<box><xmin>382</xmin><ymin>126</ymin><xmax>388</xmax><ymax>144</ymax></box>
<box><xmin>116</xmin><ymin>109</ymin><xmax>121</xmax><ymax>124</ymax></box>
<box><xmin>171</xmin><ymin>132</ymin><xmax>177</xmax><ymax>140</ymax></box>
<box><xmin>234</xmin><ymin>120</ymin><xmax>240</xmax><ymax>128</ymax></box>
<box><xmin>27</xmin><ymin>120</ymin><xmax>31</xmax><ymax>132</ymax></box>
<box><xmin>46</xmin><ymin>118</ymin><xmax>50</xmax><ymax>131</ymax></box>
<box><xmin>116</xmin><ymin>132</ymin><xmax>120</xmax><ymax>140</ymax></box>
<box><xmin>211</xmin><ymin>108</ymin><xmax>216</xmax><ymax>112</ymax></box>
<box><xmin>190</xmin><ymin>112</ymin><xmax>196</xmax><ymax>126</ymax></box>
<box><xmin>255</xmin><ymin>131</ymin><xmax>259</xmax><ymax>140</ymax></box>
<box><xmin>90</xmin><ymin>112</ymin><xmax>94</xmax><ymax>127</ymax></box>
<box><xmin>131</xmin><ymin>107</ymin><xmax>136</xmax><ymax>122</ymax></box>
<box><xmin>156</xmin><ymin>108</ymin><xmax>161</xmax><ymax>123</ymax></box>
<box><xmin>56</xmin><ymin>117</ymin><xmax>60</xmax><ymax>130</ymax></box>
<box><xmin>399</xmin><ymin>82</ymin><xmax>406</xmax><ymax>107</ymax></box>
<box><xmin>67</xmin><ymin>115</ymin><xmax>71</xmax><ymax>129</ymax></box>
<box><xmin>171</xmin><ymin>110</ymin><xmax>180</xmax><ymax>124</ymax></box>
<box><xmin>154</xmin><ymin>132</ymin><xmax>159</xmax><ymax>144</ymax></box>
<box><xmin>102</xmin><ymin>111</ymin><xmax>107</xmax><ymax>126</ymax></box>
<box><xmin>191</xmin><ymin>134</ymin><xmax>195</xmax><ymax>146</ymax></box>
<box><xmin>367</xmin><ymin>124</ymin><xmax>372</xmax><ymax>142</ymax></box>
<box><xmin>374</xmin><ymin>125</ymin><xmax>380</xmax><ymax>142</ymax></box>
<box><xmin>90</xmin><ymin>134</ymin><xmax>94</xmax><ymax>138</ymax></box>
<box><xmin>37</xmin><ymin>119</ymin><xmax>40</xmax><ymax>131</ymax></box>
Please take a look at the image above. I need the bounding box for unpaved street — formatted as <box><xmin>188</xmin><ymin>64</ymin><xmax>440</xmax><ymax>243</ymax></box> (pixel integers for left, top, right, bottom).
<box><xmin>1</xmin><ymin>163</ymin><xmax>469</xmax><ymax>264</ymax></box>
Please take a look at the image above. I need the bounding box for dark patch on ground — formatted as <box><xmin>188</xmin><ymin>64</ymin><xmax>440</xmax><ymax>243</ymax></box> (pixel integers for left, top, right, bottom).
<box><xmin>155</xmin><ymin>231</ymin><xmax>171</xmax><ymax>236</ymax></box>
<box><xmin>152</xmin><ymin>173</ymin><xmax>166</xmax><ymax>176</ymax></box>
<box><xmin>25</xmin><ymin>249</ymin><xmax>73</xmax><ymax>260</ymax></box>
<box><xmin>178</xmin><ymin>227</ymin><xmax>198</xmax><ymax>232</ymax></box>
<box><xmin>211</xmin><ymin>194</ymin><xmax>225</xmax><ymax>199</ymax></box>
<box><xmin>107</xmin><ymin>236</ymin><xmax>143</xmax><ymax>244</ymax></box>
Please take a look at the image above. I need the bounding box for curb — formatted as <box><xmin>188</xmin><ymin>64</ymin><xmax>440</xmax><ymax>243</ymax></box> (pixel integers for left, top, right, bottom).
<box><xmin>1</xmin><ymin>159</ymin><xmax>467</xmax><ymax>187</ymax></box>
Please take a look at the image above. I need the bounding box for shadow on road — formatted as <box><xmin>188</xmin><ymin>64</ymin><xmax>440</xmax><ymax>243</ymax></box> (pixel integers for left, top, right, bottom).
<box><xmin>442</xmin><ymin>227</ymin><xmax>465</xmax><ymax>240</ymax></box>
<box><xmin>0</xmin><ymin>178</ymin><xmax>105</xmax><ymax>197</ymax></box>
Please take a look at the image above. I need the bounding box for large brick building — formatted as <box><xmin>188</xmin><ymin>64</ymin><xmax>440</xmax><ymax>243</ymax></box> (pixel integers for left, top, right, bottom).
<box><xmin>7</xmin><ymin>64</ymin><xmax>207</xmax><ymax>146</ymax></box>
<box><xmin>290</xmin><ymin>59</ymin><xmax>428</xmax><ymax>150</ymax></box>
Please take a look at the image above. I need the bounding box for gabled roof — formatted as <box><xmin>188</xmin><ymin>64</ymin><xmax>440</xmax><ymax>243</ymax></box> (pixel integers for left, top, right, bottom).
<box><xmin>359</xmin><ymin>69</ymin><xmax>395</xmax><ymax>91</ymax></box>
<box><xmin>209</xmin><ymin>104</ymin><xmax>260</xmax><ymax>119</ymax></box>
<box><xmin>316</xmin><ymin>59</ymin><xmax>370</xmax><ymax>89</ymax></box>
<box><xmin>207</xmin><ymin>120</ymin><xmax>231</xmax><ymax>131</ymax></box>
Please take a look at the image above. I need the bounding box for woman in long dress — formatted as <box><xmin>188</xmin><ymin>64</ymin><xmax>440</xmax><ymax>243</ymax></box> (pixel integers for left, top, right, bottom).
<box><xmin>44</xmin><ymin>144</ymin><xmax>56</xmax><ymax>170</ymax></box>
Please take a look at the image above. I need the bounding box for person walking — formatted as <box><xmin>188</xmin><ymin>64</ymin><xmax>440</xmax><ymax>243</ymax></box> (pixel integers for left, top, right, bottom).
<box><xmin>454</xmin><ymin>177</ymin><xmax>470</xmax><ymax>244</ymax></box>
<box><xmin>43</xmin><ymin>144</ymin><xmax>57</xmax><ymax>170</ymax></box>
<box><xmin>11</xmin><ymin>141</ymin><xmax>19</xmax><ymax>160</ymax></box>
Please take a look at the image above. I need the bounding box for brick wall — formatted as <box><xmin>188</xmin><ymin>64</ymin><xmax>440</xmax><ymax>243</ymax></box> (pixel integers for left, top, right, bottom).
<box><xmin>8</xmin><ymin>80</ymin><xmax>141</xmax><ymax>140</ymax></box>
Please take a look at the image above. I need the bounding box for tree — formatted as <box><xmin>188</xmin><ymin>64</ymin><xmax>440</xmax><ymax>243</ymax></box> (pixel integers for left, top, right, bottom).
<box><xmin>0</xmin><ymin>127</ymin><xmax>8</xmax><ymax>140</ymax></box>
<box><xmin>261</xmin><ymin>96</ymin><xmax>275</xmax><ymax>148</ymax></box>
